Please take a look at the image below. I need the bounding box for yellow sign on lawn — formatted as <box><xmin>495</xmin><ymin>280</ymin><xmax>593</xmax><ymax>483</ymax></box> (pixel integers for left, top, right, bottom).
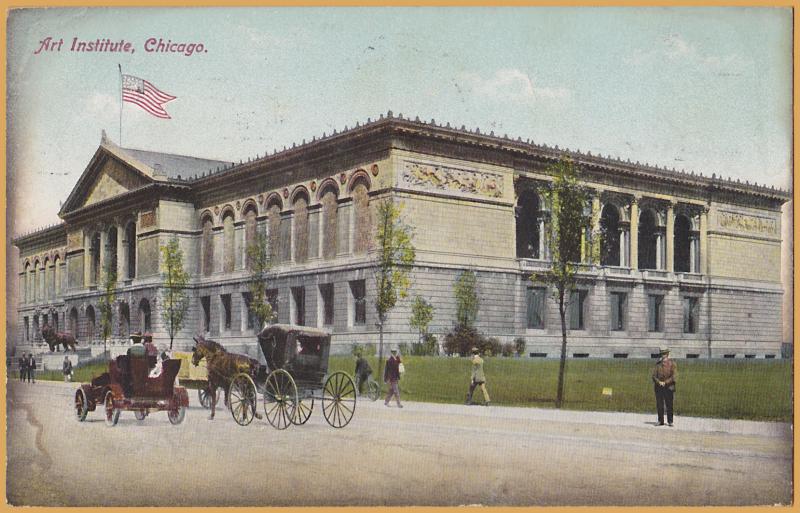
<box><xmin>602</xmin><ymin>387</ymin><xmax>613</xmax><ymax>397</ymax></box>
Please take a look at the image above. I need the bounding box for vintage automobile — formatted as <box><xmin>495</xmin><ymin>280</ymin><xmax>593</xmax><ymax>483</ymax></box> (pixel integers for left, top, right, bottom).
<box><xmin>74</xmin><ymin>353</ymin><xmax>189</xmax><ymax>426</ymax></box>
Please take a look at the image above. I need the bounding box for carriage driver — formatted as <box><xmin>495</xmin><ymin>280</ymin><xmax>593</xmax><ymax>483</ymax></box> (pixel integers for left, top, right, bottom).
<box><xmin>127</xmin><ymin>332</ymin><xmax>145</xmax><ymax>357</ymax></box>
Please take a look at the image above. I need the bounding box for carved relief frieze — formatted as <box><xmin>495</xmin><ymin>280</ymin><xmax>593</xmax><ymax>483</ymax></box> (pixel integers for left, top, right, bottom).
<box><xmin>401</xmin><ymin>161</ymin><xmax>503</xmax><ymax>199</ymax></box>
<box><xmin>140</xmin><ymin>210</ymin><xmax>156</xmax><ymax>228</ymax></box>
<box><xmin>717</xmin><ymin>210</ymin><xmax>778</xmax><ymax>236</ymax></box>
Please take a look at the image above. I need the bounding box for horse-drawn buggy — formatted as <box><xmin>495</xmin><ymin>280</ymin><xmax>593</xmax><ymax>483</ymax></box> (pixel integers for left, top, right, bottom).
<box><xmin>192</xmin><ymin>324</ymin><xmax>357</xmax><ymax>429</ymax></box>
<box><xmin>74</xmin><ymin>352</ymin><xmax>189</xmax><ymax>426</ymax></box>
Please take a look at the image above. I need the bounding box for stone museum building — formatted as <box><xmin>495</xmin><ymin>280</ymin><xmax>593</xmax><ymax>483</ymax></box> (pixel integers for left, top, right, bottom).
<box><xmin>12</xmin><ymin>113</ymin><xmax>790</xmax><ymax>360</ymax></box>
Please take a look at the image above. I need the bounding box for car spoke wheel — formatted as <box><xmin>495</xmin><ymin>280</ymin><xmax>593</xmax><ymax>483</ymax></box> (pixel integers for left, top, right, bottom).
<box><xmin>290</xmin><ymin>396</ymin><xmax>314</xmax><ymax>425</ymax></box>
<box><xmin>367</xmin><ymin>380</ymin><xmax>380</xmax><ymax>402</ymax></box>
<box><xmin>74</xmin><ymin>389</ymin><xmax>88</xmax><ymax>422</ymax></box>
<box><xmin>104</xmin><ymin>391</ymin><xmax>119</xmax><ymax>427</ymax></box>
<box><xmin>168</xmin><ymin>406</ymin><xmax>186</xmax><ymax>425</ymax></box>
<box><xmin>228</xmin><ymin>373</ymin><xmax>257</xmax><ymax>426</ymax></box>
<box><xmin>134</xmin><ymin>409</ymin><xmax>147</xmax><ymax>421</ymax></box>
<box><xmin>263</xmin><ymin>369</ymin><xmax>298</xmax><ymax>430</ymax></box>
<box><xmin>322</xmin><ymin>372</ymin><xmax>356</xmax><ymax>428</ymax></box>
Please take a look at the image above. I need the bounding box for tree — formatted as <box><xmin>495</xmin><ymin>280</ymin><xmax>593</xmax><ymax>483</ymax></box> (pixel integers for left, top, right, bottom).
<box><xmin>98</xmin><ymin>261</ymin><xmax>116</xmax><ymax>358</ymax></box>
<box><xmin>531</xmin><ymin>157</ymin><xmax>593</xmax><ymax>408</ymax></box>
<box><xmin>409</xmin><ymin>296</ymin><xmax>434</xmax><ymax>344</ymax></box>
<box><xmin>246</xmin><ymin>232</ymin><xmax>276</xmax><ymax>329</ymax></box>
<box><xmin>374</xmin><ymin>199</ymin><xmax>416</xmax><ymax>378</ymax></box>
<box><xmin>160</xmin><ymin>237</ymin><xmax>190</xmax><ymax>350</ymax></box>
<box><xmin>454</xmin><ymin>269</ymin><xmax>479</xmax><ymax>329</ymax></box>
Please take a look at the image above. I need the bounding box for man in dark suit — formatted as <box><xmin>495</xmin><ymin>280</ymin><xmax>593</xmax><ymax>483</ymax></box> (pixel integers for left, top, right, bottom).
<box><xmin>652</xmin><ymin>347</ymin><xmax>677</xmax><ymax>426</ymax></box>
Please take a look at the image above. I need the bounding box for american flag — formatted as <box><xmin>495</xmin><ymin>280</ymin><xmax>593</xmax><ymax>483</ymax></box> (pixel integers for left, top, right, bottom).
<box><xmin>122</xmin><ymin>74</ymin><xmax>176</xmax><ymax>119</ymax></box>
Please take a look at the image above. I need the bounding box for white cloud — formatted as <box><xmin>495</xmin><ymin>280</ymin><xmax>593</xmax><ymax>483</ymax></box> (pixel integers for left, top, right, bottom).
<box><xmin>626</xmin><ymin>33</ymin><xmax>750</xmax><ymax>74</ymax></box>
<box><xmin>463</xmin><ymin>69</ymin><xmax>569</xmax><ymax>105</ymax></box>
<box><xmin>86</xmin><ymin>92</ymin><xmax>117</xmax><ymax>117</ymax></box>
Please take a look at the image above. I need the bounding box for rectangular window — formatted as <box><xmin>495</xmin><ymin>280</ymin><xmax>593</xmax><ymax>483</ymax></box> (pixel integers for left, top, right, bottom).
<box><xmin>683</xmin><ymin>296</ymin><xmax>699</xmax><ymax>333</ymax></box>
<box><xmin>266</xmin><ymin>289</ymin><xmax>279</xmax><ymax>322</ymax></box>
<box><xmin>23</xmin><ymin>317</ymin><xmax>29</xmax><ymax>342</ymax></box>
<box><xmin>530</xmin><ymin>352</ymin><xmax>547</xmax><ymax>358</ymax></box>
<box><xmin>647</xmin><ymin>294</ymin><xmax>664</xmax><ymax>332</ymax></box>
<box><xmin>572</xmin><ymin>353</ymin><xmax>589</xmax><ymax>358</ymax></box>
<box><xmin>53</xmin><ymin>312</ymin><xmax>59</xmax><ymax>332</ymax></box>
<box><xmin>723</xmin><ymin>354</ymin><xmax>735</xmax><ymax>359</ymax></box>
<box><xmin>201</xmin><ymin>296</ymin><xmax>211</xmax><ymax>332</ymax></box>
<box><xmin>745</xmin><ymin>354</ymin><xmax>756</xmax><ymax>359</ymax></box>
<box><xmin>350</xmin><ymin>280</ymin><xmax>366</xmax><ymax>326</ymax></box>
<box><xmin>242</xmin><ymin>292</ymin><xmax>254</xmax><ymax>330</ymax></box>
<box><xmin>686</xmin><ymin>354</ymin><xmax>700</xmax><ymax>359</ymax></box>
<box><xmin>569</xmin><ymin>290</ymin><xmax>587</xmax><ymax>331</ymax></box>
<box><xmin>221</xmin><ymin>294</ymin><xmax>232</xmax><ymax>330</ymax></box>
<box><xmin>319</xmin><ymin>283</ymin><xmax>334</xmax><ymax>326</ymax></box>
<box><xmin>613</xmin><ymin>353</ymin><xmax>628</xmax><ymax>358</ymax></box>
<box><xmin>609</xmin><ymin>292</ymin><xmax>626</xmax><ymax>331</ymax></box>
<box><xmin>526</xmin><ymin>287</ymin><xmax>546</xmax><ymax>329</ymax></box>
<box><xmin>765</xmin><ymin>354</ymin><xmax>776</xmax><ymax>359</ymax></box>
<box><xmin>291</xmin><ymin>287</ymin><xmax>305</xmax><ymax>326</ymax></box>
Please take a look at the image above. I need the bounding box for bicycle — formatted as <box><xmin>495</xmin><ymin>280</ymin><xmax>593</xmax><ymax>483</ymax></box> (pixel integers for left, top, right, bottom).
<box><xmin>356</xmin><ymin>374</ymin><xmax>380</xmax><ymax>401</ymax></box>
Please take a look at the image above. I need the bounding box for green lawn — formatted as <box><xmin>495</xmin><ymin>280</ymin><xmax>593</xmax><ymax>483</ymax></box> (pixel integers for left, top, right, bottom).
<box><xmin>329</xmin><ymin>356</ymin><xmax>792</xmax><ymax>422</ymax></box>
<box><xmin>33</xmin><ymin>356</ymin><xmax>791</xmax><ymax>421</ymax></box>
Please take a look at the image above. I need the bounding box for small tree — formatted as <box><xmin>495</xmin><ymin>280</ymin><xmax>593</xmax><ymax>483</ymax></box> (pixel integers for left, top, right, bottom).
<box><xmin>409</xmin><ymin>296</ymin><xmax>434</xmax><ymax>345</ymax></box>
<box><xmin>531</xmin><ymin>157</ymin><xmax>592</xmax><ymax>408</ymax></box>
<box><xmin>246</xmin><ymin>232</ymin><xmax>276</xmax><ymax>329</ymax></box>
<box><xmin>160</xmin><ymin>237</ymin><xmax>190</xmax><ymax>350</ymax></box>
<box><xmin>98</xmin><ymin>261</ymin><xmax>116</xmax><ymax>358</ymax></box>
<box><xmin>454</xmin><ymin>269</ymin><xmax>479</xmax><ymax>329</ymax></box>
<box><xmin>374</xmin><ymin>199</ymin><xmax>416</xmax><ymax>378</ymax></box>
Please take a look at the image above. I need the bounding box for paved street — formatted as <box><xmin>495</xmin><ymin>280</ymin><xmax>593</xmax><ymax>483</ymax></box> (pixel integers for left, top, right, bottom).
<box><xmin>6</xmin><ymin>380</ymin><xmax>792</xmax><ymax>506</ymax></box>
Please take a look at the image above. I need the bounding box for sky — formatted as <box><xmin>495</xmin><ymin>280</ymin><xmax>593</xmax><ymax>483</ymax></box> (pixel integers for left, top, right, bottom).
<box><xmin>6</xmin><ymin>7</ymin><xmax>793</xmax><ymax>237</ymax></box>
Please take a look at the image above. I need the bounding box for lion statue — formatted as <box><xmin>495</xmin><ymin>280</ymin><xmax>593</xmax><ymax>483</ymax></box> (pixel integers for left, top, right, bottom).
<box><xmin>40</xmin><ymin>324</ymin><xmax>78</xmax><ymax>352</ymax></box>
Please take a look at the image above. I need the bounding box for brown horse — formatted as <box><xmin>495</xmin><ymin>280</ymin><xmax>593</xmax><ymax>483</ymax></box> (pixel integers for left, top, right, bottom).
<box><xmin>40</xmin><ymin>324</ymin><xmax>78</xmax><ymax>352</ymax></box>
<box><xmin>191</xmin><ymin>335</ymin><xmax>265</xmax><ymax>420</ymax></box>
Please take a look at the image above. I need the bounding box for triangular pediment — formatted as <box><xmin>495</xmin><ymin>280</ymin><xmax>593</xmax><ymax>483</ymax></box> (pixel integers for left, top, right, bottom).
<box><xmin>82</xmin><ymin>157</ymin><xmax>150</xmax><ymax>207</ymax></box>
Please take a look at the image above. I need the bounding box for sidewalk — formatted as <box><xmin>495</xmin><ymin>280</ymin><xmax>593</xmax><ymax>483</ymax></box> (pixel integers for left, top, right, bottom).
<box><xmin>17</xmin><ymin>379</ymin><xmax>790</xmax><ymax>439</ymax></box>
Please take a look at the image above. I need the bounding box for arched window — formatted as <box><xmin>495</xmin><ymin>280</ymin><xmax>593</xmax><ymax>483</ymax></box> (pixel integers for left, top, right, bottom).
<box><xmin>352</xmin><ymin>181</ymin><xmax>370</xmax><ymax>255</ymax></box>
<box><xmin>293</xmin><ymin>191</ymin><xmax>309</xmax><ymax>263</ymax></box>
<box><xmin>106</xmin><ymin>226</ymin><xmax>118</xmax><ymax>280</ymax></box>
<box><xmin>69</xmin><ymin>307</ymin><xmax>78</xmax><ymax>336</ymax></box>
<box><xmin>23</xmin><ymin>262</ymin><xmax>30</xmax><ymax>303</ymax></box>
<box><xmin>516</xmin><ymin>190</ymin><xmax>540</xmax><ymax>259</ymax></box>
<box><xmin>600</xmin><ymin>204</ymin><xmax>621</xmax><ymax>266</ymax></box>
<box><xmin>674</xmin><ymin>214</ymin><xmax>692</xmax><ymax>273</ymax></box>
<box><xmin>53</xmin><ymin>256</ymin><xmax>61</xmax><ymax>296</ymax></box>
<box><xmin>638</xmin><ymin>210</ymin><xmax>658</xmax><ymax>270</ymax></box>
<box><xmin>119</xmin><ymin>302</ymin><xmax>131</xmax><ymax>339</ymax></box>
<box><xmin>90</xmin><ymin>232</ymin><xmax>101</xmax><ymax>285</ymax></box>
<box><xmin>267</xmin><ymin>201</ymin><xmax>282</xmax><ymax>263</ymax></box>
<box><xmin>125</xmin><ymin>221</ymin><xmax>137</xmax><ymax>280</ymax></box>
<box><xmin>43</xmin><ymin>257</ymin><xmax>50</xmax><ymax>301</ymax></box>
<box><xmin>139</xmin><ymin>298</ymin><xmax>151</xmax><ymax>332</ymax></box>
<box><xmin>86</xmin><ymin>305</ymin><xmax>96</xmax><ymax>341</ymax></box>
<box><xmin>243</xmin><ymin>205</ymin><xmax>258</xmax><ymax>269</ymax></box>
<box><xmin>320</xmin><ymin>186</ymin><xmax>338</xmax><ymax>260</ymax></box>
<box><xmin>201</xmin><ymin>215</ymin><xmax>214</xmax><ymax>276</ymax></box>
<box><xmin>222</xmin><ymin>211</ymin><xmax>235</xmax><ymax>273</ymax></box>
<box><xmin>32</xmin><ymin>260</ymin><xmax>40</xmax><ymax>302</ymax></box>
<box><xmin>39</xmin><ymin>260</ymin><xmax>46</xmax><ymax>301</ymax></box>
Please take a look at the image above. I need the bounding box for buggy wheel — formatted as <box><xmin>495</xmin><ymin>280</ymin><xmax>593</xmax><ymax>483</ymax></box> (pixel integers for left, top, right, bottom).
<box><xmin>290</xmin><ymin>396</ymin><xmax>314</xmax><ymax>425</ymax></box>
<box><xmin>228</xmin><ymin>373</ymin><xmax>257</xmax><ymax>426</ymax></box>
<box><xmin>198</xmin><ymin>387</ymin><xmax>219</xmax><ymax>409</ymax></box>
<box><xmin>74</xmin><ymin>389</ymin><xmax>88</xmax><ymax>422</ymax></box>
<box><xmin>104</xmin><ymin>391</ymin><xmax>119</xmax><ymax>427</ymax></box>
<box><xmin>134</xmin><ymin>409</ymin><xmax>147</xmax><ymax>421</ymax></box>
<box><xmin>322</xmin><ymin>372</ymin><xmax>357</xmax><ymax>428</ymax></box>
<box><xmin>367</xmin><ymin>379</ymin><xmax>380</xmax><ymax>402</ymax></box>
<box><xmin>263</xmin><ymin>369</ymin><xmax>298</xmax><ymax>430</ymax></box>
<box><xmin>168</xmin><ymin>406</ymin><xmax>186</xmax><ymax>425</ymax></box>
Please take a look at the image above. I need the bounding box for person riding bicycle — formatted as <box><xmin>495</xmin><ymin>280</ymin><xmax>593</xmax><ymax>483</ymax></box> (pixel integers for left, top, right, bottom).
<box><xmin>354</xmin><ymin>350</ymin><xmax>373</xmax><ymax>395</ymax></box>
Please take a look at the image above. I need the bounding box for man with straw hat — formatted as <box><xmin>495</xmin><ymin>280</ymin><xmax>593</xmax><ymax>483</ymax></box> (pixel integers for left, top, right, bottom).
<box><xmin>652</xmin><ymin>347</ymin><xmax>677</xmax><ymax>426</ymax></box>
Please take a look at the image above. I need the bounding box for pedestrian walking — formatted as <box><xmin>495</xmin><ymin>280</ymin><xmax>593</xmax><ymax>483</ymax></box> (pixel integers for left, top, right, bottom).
<box><xmin>63</xmin><ymin>356</ymin><xmax>73</xmax><ymax>382</ymax></box>
<box><xmin>652</xmin><ymin>347</ymin><xmax>677</xmax><ymax>426</ymax></box>
<box><xmin>465</xmin><ymin>347</ymin><xmax>491</xmax><ymax>406</ymax></box>
<box><xmin>383</xmin><ymin>348</ymin><xmax>403</xmax><ymax>408</ymax></box>
<box><xmin>28</xmin><ymin>354</ymin><xmax>37</xmax><ymax>383</ymax></box>
<box><xmin>354</xmin><ymin>350</ymin><xmax>373</xmax><ymax>395</ymax></box>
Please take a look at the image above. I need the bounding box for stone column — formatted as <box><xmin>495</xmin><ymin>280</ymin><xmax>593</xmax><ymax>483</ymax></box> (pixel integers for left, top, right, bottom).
<box><xmin>99</xmin><ymin>230</ymin><xmax>108</xmax><ymax>280</ymax></box>
<box><xmin>116</xmin><ymin>224</ymin><xmax>125</xmax><ymax>281</ymax></box>
<box><xmin>666</xmin><ymin>203</ymin><xmax>675</xmax><ymax>272</ymax></box>
<box><xmin>699</xmin><ymin>208</ymin><xmax>709</xmax><ymax>274</ymax></box>
<box><xmin>689</xmin><ymin>234</ymin><xmax>698</xmax><ymax>273</ymax></box>
<box><xmin>84</xmin><ymin>234</ymin><xmax>92</xmax><ymax>288</ymax></box>
<box><xmin>538</xmin><ymin>217</ymin><xmax>546</xmax><ymax>259</ymax></box>
<box><xmin>591</xmin><ymin>195</ymin><xmax>601</xmax><ymax>264</ymax></box>
<box><xmin>629</xmin><ymin>198</ymin><xmax>639</xmax><ymax>269</ymax></box>
<box><xmin>655</xmin><ymin>232</ymin><xmax>663</xmax><ymax>270</ymax></box>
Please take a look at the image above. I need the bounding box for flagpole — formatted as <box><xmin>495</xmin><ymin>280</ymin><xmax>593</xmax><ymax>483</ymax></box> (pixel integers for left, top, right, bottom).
<box><xmin>118</xmin><ymin>64</ymin><xmax>123</xmax><ymax>145</ymax></box>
